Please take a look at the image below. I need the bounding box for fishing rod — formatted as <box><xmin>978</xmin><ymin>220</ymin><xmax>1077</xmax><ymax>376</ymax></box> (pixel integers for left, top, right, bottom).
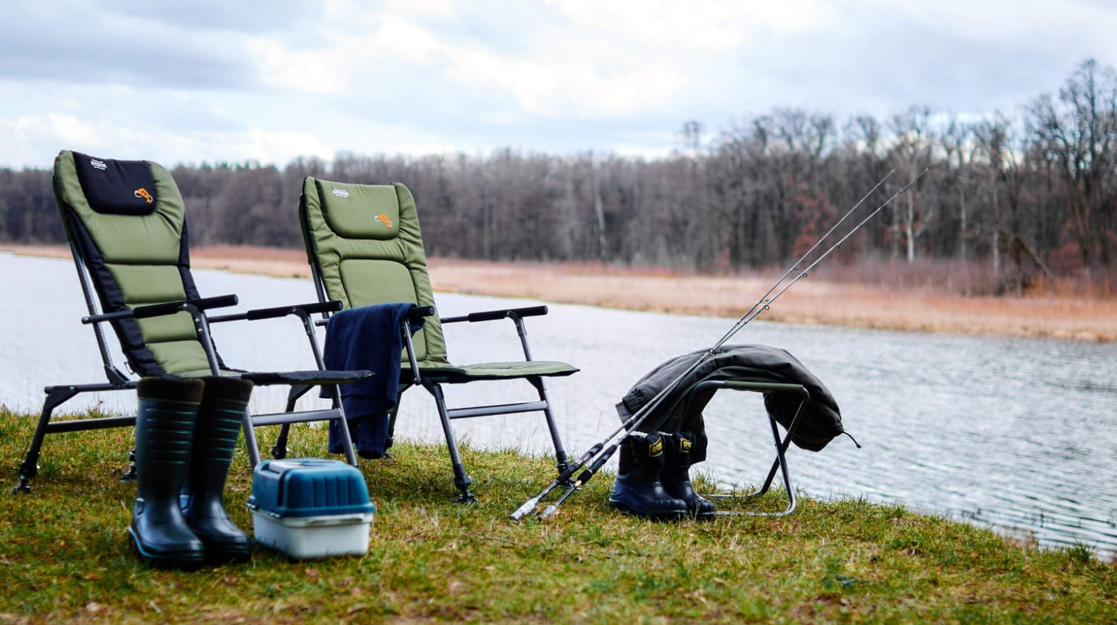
<box><xmin>529</xmin><ymin>167</ymin><xmax>931</xmax><ymax>519</ymax></box>
<box><xmin>512</xmin><ymin>171</ymin><xmax>896</xmax><ymax>521</ymax></box>
<box><xmin>709</xmin><ymin>169</ymin><xmax>894</xmax><ymax>350</ymax></box>
<box><xmin>512</xmin><ymin>168</ymin><xmax>926</xmax><ymax>521</ymax></box>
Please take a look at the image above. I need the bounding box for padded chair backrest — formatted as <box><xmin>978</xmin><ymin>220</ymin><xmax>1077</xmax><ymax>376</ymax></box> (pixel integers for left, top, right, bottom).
<box><xmin>300</xmin><ymin>178</ymin><xmax>449</xmax><ymax>364</ymax></box>
<box><xmin>52</xmin><ymin>150</ymin><xmax>220</xmax><ymax>378</ymax></box>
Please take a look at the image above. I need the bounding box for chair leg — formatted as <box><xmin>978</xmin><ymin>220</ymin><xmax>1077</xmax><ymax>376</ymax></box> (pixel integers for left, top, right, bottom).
<box><xmin>271</xmin><ymin>384</ymin><xmax>309</xmax><ymax>460</ymax></box>
<box><xmin>768</xmin><ymin>412</ymin><xmax>798</xmax><ymax>516</ymax></box>
<box><xmin>423</xmin><ymin>381</ymin><xmax>477</xmax><ymax>504</ymax></box>
<box><xmin>240</xmin><ymin>406</ymin><xmax>263</xmax><ymax>468</ymax></box>
<box><xmin>13</xmin><ymin>387</ymin><xmax>79</xmax><ymax>494</ymax></box>
<box><xmin>529</xmin><ymin>377</ymin><xmax>569</xmax><ymax>475</ymax></box>
<box><xmin>271</xmin><ymin>424</ymin><xmax>291</xmax><ymax>460</ymax></box>
<box><xmin>709</xmin><ymin>413</ymin><xmax>798</xmax><ymax>517</ymax></box>
<box><xmin>386</xmin><ymin>403</ymin><xmax>401</xmax><ymax>449</ymax></box>
<box><xmin>328</xmin><ymin>385</ymin><xmax>358</xmax><ymax>467</ymax></box>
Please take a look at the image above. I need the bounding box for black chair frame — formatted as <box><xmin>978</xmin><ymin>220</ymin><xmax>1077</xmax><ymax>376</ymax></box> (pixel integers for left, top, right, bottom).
<box><xmin>271</xmin><ymin>261</ymin><xmax>570</xmax><ymax>504</ymax></box>
<box><xmin>692</xmin><ymin>380</ymin><xmax>810</xmax><ymax>517</ymax></box>
<box><xmin>13</xmin><ymin>229</ymin><xmax>359</xmax><ymax>494</ymax></box>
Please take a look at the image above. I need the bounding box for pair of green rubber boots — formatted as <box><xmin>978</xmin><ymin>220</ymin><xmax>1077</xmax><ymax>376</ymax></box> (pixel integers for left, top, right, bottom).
<box><xmin>130</xmin><ymin>377</ymin><xmax>254</xmax><ymax>569</ymax></box>
<box><xmin>609</xmin><ymin>431</ymin><xmax>717</xmax><ymax>520</ymax></box>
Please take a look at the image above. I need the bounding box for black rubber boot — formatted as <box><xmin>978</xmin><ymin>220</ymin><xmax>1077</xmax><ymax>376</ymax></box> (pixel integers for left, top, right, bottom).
<box><xmin>608</xmin><ymin>432</ymin><xmax>687</xmax><ymax>520</ymax></box>
<box><xmin>662</xmin><ymin>431</ymin><xmax>716</xmax><ymax>518</ymax></box>
<box><xmin>181</xmin><ymin>377</ymin><xmax>254</xmax><ymax>565</ymax></box>
<box><xmin>129</xmin><ymin>378</ymin><xmax>206</xmax><ymax>569</ymax></box>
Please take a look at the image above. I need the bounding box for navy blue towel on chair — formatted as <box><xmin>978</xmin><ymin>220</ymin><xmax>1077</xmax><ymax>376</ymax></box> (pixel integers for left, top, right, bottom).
<box><xmin>322</xmin><ymin>303</ymin><xmax>424</xmax><ymax>459</ymax></box>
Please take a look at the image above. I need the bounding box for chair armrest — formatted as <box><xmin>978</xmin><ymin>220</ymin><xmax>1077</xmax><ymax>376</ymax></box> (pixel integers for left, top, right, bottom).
<box><xmin>248</xmin><ymin>300</ymin><xmax>342</xmax><ymax>320</ymax></box>
<box><xmin>209</xmin><ymin>300</ymin><xmax>343</xmax><ymax>324</ymax></box>
<box><xmin>311</xmin><ymin>304</ymin><xmax>436</xmax><ymax>327</ymax></box>
<box><xmin>441</xmin><ymin>305</ymin><xmax>548</xmax><ymax>324</ymax></box>
<box><xmin>82</xmin><ymin>294</ymin><xmax>239</xmax><ymax>324</ymax></box>
<box><xmin>409</xmin><ymin>305</ymin><xmax>436</xmax><ymax>324</ymax></box>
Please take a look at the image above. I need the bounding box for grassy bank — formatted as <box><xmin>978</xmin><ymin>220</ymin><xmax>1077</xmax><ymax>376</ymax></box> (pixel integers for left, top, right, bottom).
<box><xmin>1</xmin><ymin>410</ymin><xmax>1113</xmax><ymax>624</ymax></box>
<box><xmin>5</xmin><ymin>244</ymin><xmax>1116</xmax><ymax>342</ymax></box>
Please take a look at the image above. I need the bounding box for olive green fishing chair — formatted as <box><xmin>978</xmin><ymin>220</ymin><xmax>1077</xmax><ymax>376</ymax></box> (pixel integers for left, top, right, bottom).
<box><xmin>13</xmin><ymin>151</ymin><xmax>370</xmax><ymax>494</ymax></box>
<box><xmin>282</xmin><ymin>178</ymin><xmax>578</xmax><ymax>502</ymax></box>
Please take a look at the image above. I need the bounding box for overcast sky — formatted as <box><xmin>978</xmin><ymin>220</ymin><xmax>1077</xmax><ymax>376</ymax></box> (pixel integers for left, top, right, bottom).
<box><xmin>2</xmin><ymin>0</ymin><xmax>1115</xmax><ymax>168</ymax></box>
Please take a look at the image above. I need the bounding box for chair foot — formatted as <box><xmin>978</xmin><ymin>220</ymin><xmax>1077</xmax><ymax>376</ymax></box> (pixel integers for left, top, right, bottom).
<box><xmin>454</xmin><ymin>491</ymin><xmax>479</xmax><ymax>505</ymax></box>
<box><xmin>270</xmin><ymin>445</ymin><xmax>288</xmax><ymax>460</ymax></box>
<box><xmin>453</xmin><ymin>474</ymin><xmax>477</xmax><ymax>504</ymax></box>
<box><xmin>120</xmin><ymin>448</ymin><xmax>138</xmax><ymax>482</ymax></box>
<box><xmin>12</xmin><ymin>465</ymin><xmax>35</xmax><ymax>494</ymax></box>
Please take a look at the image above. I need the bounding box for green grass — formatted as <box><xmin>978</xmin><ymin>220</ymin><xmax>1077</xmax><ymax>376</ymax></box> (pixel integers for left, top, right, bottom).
<box><xmin>1</xmin><ymin>409</ymin><xmax>1113</xmax><ymax>624</ymax></box>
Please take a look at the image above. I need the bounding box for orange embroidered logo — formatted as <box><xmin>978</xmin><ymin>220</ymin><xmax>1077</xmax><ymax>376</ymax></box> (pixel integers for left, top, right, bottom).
<box><xmin>375</xmin><ymin>213</ymin><xmax>393</xmax><ymax>228</ymax></box>
<box><xmin>134</xmin><ymin>188</ymin><xmax>153</xmax><ymax>204</ymax></box>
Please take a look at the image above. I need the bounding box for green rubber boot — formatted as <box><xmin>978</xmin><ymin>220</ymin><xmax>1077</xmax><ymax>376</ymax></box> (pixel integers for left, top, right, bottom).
<box><xmin>181</xmin><ymin>377</ymin><xmax>255</xmax><ymax>565</ymax></box>
<box><xmin>129</xmin><ymin>378</ymin><xmax>206</xmax><ymax>569</ymax></box>
<box><xmin>662</xmin><ymin>431</ymin><xmax>717</xmax><ymax>518</ymax></box>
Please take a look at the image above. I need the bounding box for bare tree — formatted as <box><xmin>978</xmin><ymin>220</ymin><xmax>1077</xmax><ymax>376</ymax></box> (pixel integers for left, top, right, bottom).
<box><xmin>1028</xmin><ymin>59</ymin><xmax>1117</xmax><ymax>268</ymax></box>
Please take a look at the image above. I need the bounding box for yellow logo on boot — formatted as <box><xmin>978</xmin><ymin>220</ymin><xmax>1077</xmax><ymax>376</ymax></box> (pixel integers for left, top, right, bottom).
<box><xmin>648</xmin><ymin>437</ymin><xmax>664</xmax><ymax>457</ymax></box>
<box><xmin>679</xmin><ymin>437</ymin><xmax>692</xmax><ymax>453</ymax></box>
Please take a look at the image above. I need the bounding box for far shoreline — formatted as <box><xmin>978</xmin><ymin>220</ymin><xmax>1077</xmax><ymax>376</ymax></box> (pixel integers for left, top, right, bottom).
<box><xmin>5</xmin><ymin>243</ymin><xmax>1116</xmax><ymax>343</ymax></box>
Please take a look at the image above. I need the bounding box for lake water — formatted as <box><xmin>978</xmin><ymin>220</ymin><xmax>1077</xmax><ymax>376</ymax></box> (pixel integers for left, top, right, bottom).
<box><xmin>3</xmin><ymin>252</ymin><xmax>1115</xmax><ymax>558</ymax></box>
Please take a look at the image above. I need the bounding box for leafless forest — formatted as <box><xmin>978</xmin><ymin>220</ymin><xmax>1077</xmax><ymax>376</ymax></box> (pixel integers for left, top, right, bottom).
<box><xmin>3</xmin><ymin>60</ymin><xmax>1116</xmax><ymax>295</ymax></box>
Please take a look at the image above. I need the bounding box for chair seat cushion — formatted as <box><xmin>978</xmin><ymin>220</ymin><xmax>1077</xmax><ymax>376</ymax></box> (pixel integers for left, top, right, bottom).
<box><xmin>174</xmin><ymin>368</ymin><xmax>373</xmax><ymax>386</ymax></box>
<box><xmin>410</xmin><ymin>360</ymin><xmax>578</xmax><ymax>382</ymax></box>
<box><xmin>240</xmin><ymin>370</ymin><xmax>375</xmax><ymax>386</ymax></box>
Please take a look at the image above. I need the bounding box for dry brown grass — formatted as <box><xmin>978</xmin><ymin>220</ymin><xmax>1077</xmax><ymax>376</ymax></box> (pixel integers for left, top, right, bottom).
<box><xmin>431</xmin><ymin>259</ymin><xmax>1117</xmax><ymax>342</ymax></box>
<box><xmin>6</xmin><ymin>244</ymin><xmax>1116</xmax><ymax>342</ymax></box>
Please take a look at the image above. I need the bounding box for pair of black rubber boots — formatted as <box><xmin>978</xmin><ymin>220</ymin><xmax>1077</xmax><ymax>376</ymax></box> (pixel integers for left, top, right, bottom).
<box><xmin>609</xmin><ymin>431</ymin><xmax>716</xmax><ymax>520</ymax></box>
<box><xmin>130</xmin><ymin>377</ymin><xmax>254</xmax><ymax>569</ymax></box>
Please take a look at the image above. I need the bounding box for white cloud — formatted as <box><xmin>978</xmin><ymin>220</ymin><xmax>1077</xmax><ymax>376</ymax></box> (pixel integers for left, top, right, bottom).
<box><xmin>0</xmin><ymin>113</ymin><xmax>125</xmax><ymax>167</ymax></box>
<box><xmin>547</xmin><ymin>0</ymin><xmax>831</xmax><ymax>48</ymax></box>
<box><xmin>244</xmin><ymin>6</ymin><xmax>700</xmax><ymax>119</ymax></box>
<box><xmin>373</xmin><ymin>15</ymin><xmax>450</xmax><ymax>63</ymax></box>
<box><xmin>249</xmin><ymin>38</ymin><xmax>355</xmax><ymax>95</ymax></box>
<box><xmin>3</xmin><ymin>0</ymin><xmax>1117</xmax><ymax>167</ymax></box>
<box><xmin>0</xmin><ymin>109</ymin><xmax>336</xmax><ymax>169</ymax></box>
<box><xmin>245</xmin><ymin>128</ymin><xmax>334</xmax><ymax>163</ymax></box>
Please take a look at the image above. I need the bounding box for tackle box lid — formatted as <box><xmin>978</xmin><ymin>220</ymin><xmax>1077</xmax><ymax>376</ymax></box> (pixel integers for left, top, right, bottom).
<box><xmin>248</xmin><ymin>458</ymin><xmax>375</xmax><ymax>519</ymax></box>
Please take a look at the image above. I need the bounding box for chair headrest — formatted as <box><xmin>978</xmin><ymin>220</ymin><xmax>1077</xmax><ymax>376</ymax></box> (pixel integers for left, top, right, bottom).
<box><xmin>72</xmin><ymin>152</ymin><xmax>158</xmax><ymax>216</ymax></box>
<box><xmin>314</xmin><ymin>179</ymin><xmax>401</xmax><ymax>240</ymax></box>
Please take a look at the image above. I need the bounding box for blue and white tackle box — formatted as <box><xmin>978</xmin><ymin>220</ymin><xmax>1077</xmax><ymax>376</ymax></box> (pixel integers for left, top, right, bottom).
<box><xmin>247</xmin><ymin>458</ymin><xmax>375</xmax><ymax>560</ymax></box>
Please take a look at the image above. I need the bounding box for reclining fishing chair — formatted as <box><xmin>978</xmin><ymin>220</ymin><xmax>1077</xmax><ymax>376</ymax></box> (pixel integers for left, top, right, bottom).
<box><xmin>13</xmin><ymin>151</ymin><xmax>369</xmax><ymax>494</ymax></box>
<box><xmin>283</xmin><ymin>178</ymin><xmax>578</xmax><ymax>502</ymax></box>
